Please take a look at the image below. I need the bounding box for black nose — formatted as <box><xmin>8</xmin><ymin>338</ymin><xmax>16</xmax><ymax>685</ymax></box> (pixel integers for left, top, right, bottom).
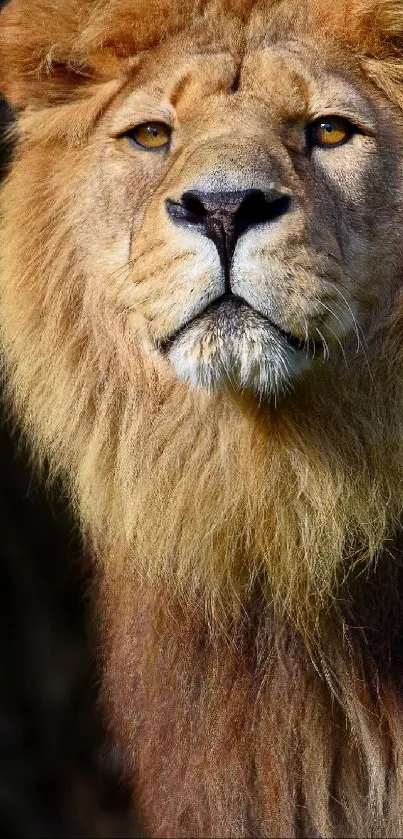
<box><xmin>165</xmin><ymin>188</ymin><xmax>290</xmax><ymax>269</ymax></box>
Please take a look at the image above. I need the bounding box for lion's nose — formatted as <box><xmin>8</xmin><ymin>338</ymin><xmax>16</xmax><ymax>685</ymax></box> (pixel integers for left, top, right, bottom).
<box><xmin>165</xmin><ymin>188</ymin><xmax>290</xmax><ymax>266</ymax></box>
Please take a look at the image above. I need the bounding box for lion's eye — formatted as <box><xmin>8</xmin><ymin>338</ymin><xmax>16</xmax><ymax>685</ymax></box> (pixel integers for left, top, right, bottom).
<box><xmin>128</xmin><ymin>122</ymin><xmax>172</xmax><ymax>150</ymax></box>
<box><xmin>308</xmin><ymin>116</ymin><xmax>354</xmax><ymax>149</ymax></box>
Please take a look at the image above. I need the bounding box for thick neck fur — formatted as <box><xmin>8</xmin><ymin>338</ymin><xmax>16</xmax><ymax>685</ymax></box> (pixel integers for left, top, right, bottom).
<box><xmin>99</xmin><ymin>553</ymin><xmax>403</xmax><ymax>837</ymax></box>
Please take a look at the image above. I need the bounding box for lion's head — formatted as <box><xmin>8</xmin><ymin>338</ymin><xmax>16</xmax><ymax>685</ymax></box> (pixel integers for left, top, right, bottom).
<box><xmin>84</xmin><ymin>18</ymin><xmax>403</xmax><ymax>399</ymax></box>
<box><xmin>2</xmin><ymin>0</ymin><xmax>403</xmax><ymax>620</ymax></box>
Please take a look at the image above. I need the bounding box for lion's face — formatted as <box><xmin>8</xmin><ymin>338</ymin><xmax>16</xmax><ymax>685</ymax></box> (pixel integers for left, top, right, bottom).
<box><xmin>73</xmin><ymin>25</ymin><xmax>403</xmax><ymax>398</ymax></box>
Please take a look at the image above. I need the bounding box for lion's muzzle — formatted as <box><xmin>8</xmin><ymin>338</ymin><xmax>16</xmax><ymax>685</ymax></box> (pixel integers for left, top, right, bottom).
<box><xmin>165</xmin><ymin>187</ymin><xmax>291</xmax><ymax>284</ymax></box>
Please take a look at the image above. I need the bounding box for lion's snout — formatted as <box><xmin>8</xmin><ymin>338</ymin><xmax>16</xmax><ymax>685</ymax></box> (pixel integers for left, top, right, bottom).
<box><xmin>165</xmin><ymin>187</ymin><xmax>291</xmax><ymax>272</ymax></box>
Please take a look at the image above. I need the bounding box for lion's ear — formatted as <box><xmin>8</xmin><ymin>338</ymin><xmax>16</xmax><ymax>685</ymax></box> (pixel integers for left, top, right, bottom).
<box><xmin>311</xmin><ymin>0</ymin><xmax>403</xmax><ymax>107</ymax></box>
<box><xmin>350</xmin><ymin>0</ymin><xmax>403</xmax><ymax>57</ymax></box>
<box><xmin>351</xmin><ymin>0</ymin><xmax>403</xmax><ymax>109</ymax></box>
<box><xmin>0</xmin><ymin>0</ymin><xmax>96</xmax><ymax>110</ymax></box>
<box><xmin>0</xmin><ymin>0</ymin><xmax>198</xmax><ymax>112</ymax></box>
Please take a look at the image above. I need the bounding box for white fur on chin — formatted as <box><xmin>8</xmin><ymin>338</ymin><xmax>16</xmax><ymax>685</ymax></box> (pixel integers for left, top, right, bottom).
<box><xmin>166</xmin><ymin>314</ymin><xmax>310</xmax><ymax>396</ymax></box>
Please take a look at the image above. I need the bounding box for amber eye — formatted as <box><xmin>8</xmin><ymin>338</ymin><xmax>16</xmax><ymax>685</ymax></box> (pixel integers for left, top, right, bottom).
<box><xmin>128</xmin><ymin>122</ymin><xmax>172</xmax><ymax>150</ymax></box>
<box><xmin>308</xmin><ymin>116</ymin><xmax>354</xmax><ymax>149</ymax></box>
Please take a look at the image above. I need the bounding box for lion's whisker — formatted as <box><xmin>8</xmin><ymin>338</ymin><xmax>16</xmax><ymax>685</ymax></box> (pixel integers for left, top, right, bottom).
<box><xmin>315</xmin><ymin>326</ymin><xmax>330</xmax><ymax>362</ymax></box>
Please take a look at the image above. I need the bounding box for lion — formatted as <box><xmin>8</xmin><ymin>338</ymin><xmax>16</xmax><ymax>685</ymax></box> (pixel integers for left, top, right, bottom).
<box><xmin>3</xmin><ymin>0</ymin><xmax>403</xmax><ymax>834</ymax></box>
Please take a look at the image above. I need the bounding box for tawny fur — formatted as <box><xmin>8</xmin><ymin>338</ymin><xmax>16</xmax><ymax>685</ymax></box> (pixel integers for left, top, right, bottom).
<box><xmin>3</xmin><ymin>0</ymin><xmax>403</xmax><ymax>835</ymax></box>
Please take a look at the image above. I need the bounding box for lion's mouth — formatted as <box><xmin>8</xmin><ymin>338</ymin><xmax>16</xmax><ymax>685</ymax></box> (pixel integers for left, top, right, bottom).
<box><xmin>157</xmin><ymin>293</ymin><xmax>321</xmax><ymax>355</ymax></box>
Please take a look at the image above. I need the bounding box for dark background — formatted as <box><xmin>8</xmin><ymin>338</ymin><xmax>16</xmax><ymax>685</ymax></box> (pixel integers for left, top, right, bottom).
<box><xmin>0</xmin><ymin>77</ymin><xmax>137</xmax><ymax>839</ymax></box>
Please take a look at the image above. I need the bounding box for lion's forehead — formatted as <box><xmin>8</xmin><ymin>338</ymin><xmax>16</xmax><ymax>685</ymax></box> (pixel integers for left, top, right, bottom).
<box><xmin>110</xmin><ymin>37</ymin><xmax>376</xmax><ymax>139</ymax></box>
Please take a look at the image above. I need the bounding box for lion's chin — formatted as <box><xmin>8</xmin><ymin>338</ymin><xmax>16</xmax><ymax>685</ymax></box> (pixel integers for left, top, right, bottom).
<box><xmin>163</xmin><ymin>299</ymin><xmax>311</xmax><ymax>397</ymax></box>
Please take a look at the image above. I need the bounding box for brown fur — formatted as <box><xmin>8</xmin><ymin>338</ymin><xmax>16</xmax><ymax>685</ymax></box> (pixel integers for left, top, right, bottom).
<box><xmin>3</xmin><ymin>0</ymin><xmax>403</xmax><ymax>835</ymax></box>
